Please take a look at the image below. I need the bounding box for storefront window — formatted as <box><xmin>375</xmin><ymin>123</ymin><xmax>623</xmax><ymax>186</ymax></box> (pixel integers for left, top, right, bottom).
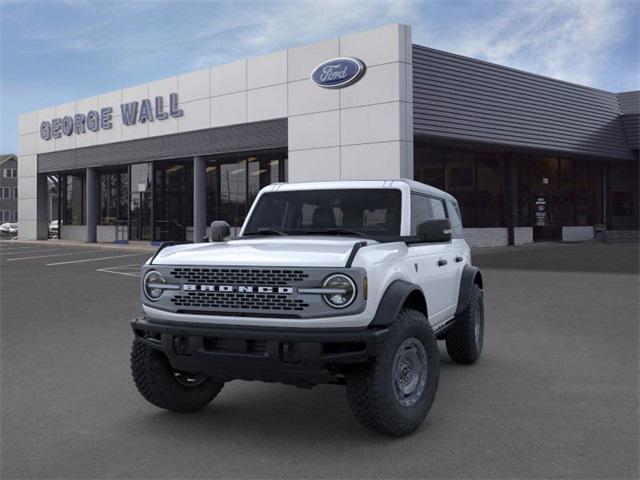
<box><xmin>477</xmin><ymin>154</ymin><xmax>505</xmax><ymax>227</ymax></box>
<box><xmin>206</xmin><ymin>150</ymin><xmax>287</xmax><ymax>229</ymax></box>
<box><xmin>445</xmin><ymin>151</ymin><xmax>476</xmax><ymax>227</ymax></box>
<box><xmin>154</xmin><ymin>161</ymin><xmax>192</xmax><ymax>241</ymax></box>
<box><xmin>414</xmin><ymin>142</ymin><xmax>444</xmax><ymax>190</ymax></box>
<box><xmin>62</xmin><ymin>173</ymin><xmax>85</xmax><ymax>225</ymax></box>
<box><xmin>516</xmin><ymin>156</ymin><xmax>532</xmax><ymax>227</ymax></box>
<box><xmin>98</xmin><ymin>169</ymin><xmax>128</xmax><ymax>225</ymax></box>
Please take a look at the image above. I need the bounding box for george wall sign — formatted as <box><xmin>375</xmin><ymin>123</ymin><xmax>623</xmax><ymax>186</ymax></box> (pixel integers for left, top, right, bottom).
<box><xmin>40</xmin><ymin>93</ymin><xmax>184</xmax><ymax>141</ymax></box>
<box><xmin>311</xmin><ymin>57</ymin><xmax>366</xmax><ymax>89</ymax></box>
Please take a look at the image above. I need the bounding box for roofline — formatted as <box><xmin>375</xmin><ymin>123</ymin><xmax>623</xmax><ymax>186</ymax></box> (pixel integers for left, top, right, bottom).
<box><xmin>412</xmin><ymin>43</ymin><xmax>618</xmax><ymax>97</ymax></box>
<box><xmin>0</xmin><ymin>154</ymin><xmax>17</xmax><ymax>166</ymax></box>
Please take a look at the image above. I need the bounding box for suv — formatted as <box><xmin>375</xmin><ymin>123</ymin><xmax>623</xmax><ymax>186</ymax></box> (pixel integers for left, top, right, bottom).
<box><xmin>131</xmin><ymin>180</ymin><xmax>484</xmax><ymax>436</ymax></box>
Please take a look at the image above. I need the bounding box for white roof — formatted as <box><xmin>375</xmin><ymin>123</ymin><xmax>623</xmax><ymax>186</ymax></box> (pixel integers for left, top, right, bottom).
<box><xmin>263</xmin><ymin>179</ymin><xmax>458</xmax><ymax>204</ymax></box>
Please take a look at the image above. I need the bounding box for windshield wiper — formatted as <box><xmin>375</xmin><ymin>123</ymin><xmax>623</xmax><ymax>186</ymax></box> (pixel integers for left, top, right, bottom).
<box><xmin>304</xmin><ymin>228</ymin><xmax>368</xmax><ymax>238</ymax></box>
<box><xmin>243</xmin><ymin>227</ymin><xmax>287</xmax><ymax>236</ymax></box>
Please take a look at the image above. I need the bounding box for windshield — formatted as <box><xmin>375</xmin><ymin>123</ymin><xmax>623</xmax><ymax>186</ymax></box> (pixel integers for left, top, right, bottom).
<box><xmin>243</xmin><ymin>189</ymin><xmax>401</xmax><ymax>238</ymax></box>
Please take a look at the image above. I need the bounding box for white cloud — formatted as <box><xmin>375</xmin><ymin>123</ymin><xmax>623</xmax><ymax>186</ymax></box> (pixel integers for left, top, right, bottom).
<box><xmin>414</xmin><ymin>0</ymin><xmax>636</xmax><ymax>89</ymax></box>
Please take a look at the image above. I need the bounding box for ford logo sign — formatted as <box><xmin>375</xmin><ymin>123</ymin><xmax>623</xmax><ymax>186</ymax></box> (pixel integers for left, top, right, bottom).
<box><xmin>311</xmin><ymin>57</ymin><xmax>366</xmax><ymax>89</ymax></box>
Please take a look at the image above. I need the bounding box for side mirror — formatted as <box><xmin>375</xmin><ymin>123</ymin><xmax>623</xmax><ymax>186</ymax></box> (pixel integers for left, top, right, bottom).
<box><xmin>209</xmin><ymin>220</ymin><xmax>231</xmax><ymax>242</ymax></box>
<box><xmin>416</xmin><ymin>219</ymin><xmax>452</xmax><ymax>243</ymax></box>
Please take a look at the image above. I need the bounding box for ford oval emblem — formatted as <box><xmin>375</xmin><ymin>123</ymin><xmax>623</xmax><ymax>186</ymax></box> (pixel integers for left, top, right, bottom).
<box><xmin>311</xmin><ymin>57</ymin><xmax>366</xmax><ymax>89</ymax></box>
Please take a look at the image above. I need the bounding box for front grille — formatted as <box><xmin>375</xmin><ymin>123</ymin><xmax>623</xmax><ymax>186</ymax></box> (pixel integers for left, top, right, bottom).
<box><xmin>170</xmin><ymin>267</ymin><xmax>309</xmax><ymax>285</ymax></box>
<box><xmin>171</xmin><ymin>292</ymin><xmax>309</xmax><ymax>311</ymax></box>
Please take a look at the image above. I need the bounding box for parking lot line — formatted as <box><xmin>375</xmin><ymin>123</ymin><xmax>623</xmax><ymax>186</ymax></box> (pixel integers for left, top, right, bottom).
<box><xmin>2</xmin><ymin>248</ymin><xmax>80</xmax><ymax>256</ymax></box>
<box><xmin>6</xmin><ymin>250</ymin><xmax>100</xmax><ymax>262</ymax></box>
<box><xmin>0</xmin><ymin>246</ymin><xmax>50</xmax><ymax>254</ymax></box>
<box><xmin>46</xmin><ymin>253</ymin><xmax>145</xmax><ymax>266</ymax></box>
<box><xmin>97</xmin><ymin>264</ymin><xmax>143</xmax><ymax>277</ymax></box>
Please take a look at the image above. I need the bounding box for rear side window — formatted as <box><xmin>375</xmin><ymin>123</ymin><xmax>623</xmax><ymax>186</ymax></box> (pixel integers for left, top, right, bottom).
<box><xmin>446</xmin><ymin>200</ymin><xmax>464</xmax><ymax>238</ymax></box>
<box><xmin>429</xmin><ymin>198</ymin><xmax>447</xmax><ymax>220</ymax></box>
<box><xmin>410</xmin><ymin>194</ymin><xmax>431</xmax><ymax>234</ymax></box>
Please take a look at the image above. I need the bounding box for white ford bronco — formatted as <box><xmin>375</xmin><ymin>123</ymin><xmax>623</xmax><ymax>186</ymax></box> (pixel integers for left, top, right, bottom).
<box><xmin>131</xmin><ymin>179</ymin><xmax>484</xmax><ymax>436</ymax></box>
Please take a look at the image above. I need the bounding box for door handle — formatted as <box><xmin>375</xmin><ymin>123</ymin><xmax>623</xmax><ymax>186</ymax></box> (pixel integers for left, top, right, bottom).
<box><xmin>437</xmin><ymin>259</ymin><xmax>447</xmax><ymax>267</ymax></box>
<box><xmin>455</xmin><ymin>256</ymin><xmax>463</xmax><ymax>263</ymax></box>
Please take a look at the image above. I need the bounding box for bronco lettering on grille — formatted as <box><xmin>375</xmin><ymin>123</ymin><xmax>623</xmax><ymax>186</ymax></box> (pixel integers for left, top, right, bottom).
<box><xmin>182</xmin><ymin>284</ymin><xmax>295</xmax><ymax>294</ymax></box>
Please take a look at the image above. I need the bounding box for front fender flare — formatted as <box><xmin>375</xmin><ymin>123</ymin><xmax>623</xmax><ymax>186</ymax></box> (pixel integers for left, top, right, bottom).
<box><xmin>370</xmin><ymin>279</ymin><xmax>427</xmax><ymax>326</ymax></box>
<box><xmin>456</xmin><ymin>265</ymin><xmax>483</xmax><ymax>315</ymax></box>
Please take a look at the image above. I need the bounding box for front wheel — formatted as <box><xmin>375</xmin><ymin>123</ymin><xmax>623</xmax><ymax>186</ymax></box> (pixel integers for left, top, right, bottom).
<box><xmin>131</xmin><ymin>340</ymin><xmax>224</xmax><ymax>413</ymax></box>
<box><xmin>345</xmin><ymin>309</ymin><xmax>439</xmax><ymax>436</ymax></box>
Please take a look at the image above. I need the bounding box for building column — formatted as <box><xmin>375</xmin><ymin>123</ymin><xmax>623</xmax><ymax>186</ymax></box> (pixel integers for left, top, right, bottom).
<box><xmin>193</xmin><ymin>156</ymin><xmax>207</xmax><ymax>242</ymax></box>
<box><xmin>85</xmin><ymin>167</ymin><xmax>97</xmax><ymax>243</ymax></box>
<box><xmin>36</xmin><ymin>173</ymin><xmax>49</xmax><ymax>239</ymax></box>
<box><xmin>506</xmin><ymin>157</ymin><xmax>518</xmax><ymax>245</ymax></box>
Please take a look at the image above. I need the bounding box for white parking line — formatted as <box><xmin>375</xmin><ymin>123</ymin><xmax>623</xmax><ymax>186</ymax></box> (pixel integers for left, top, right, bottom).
<box><xmin>0</xmin><ymin>246</ymin><xmax>49</xmax><ymax>254</ymax></box>
<box><xmin>46</xmin><ymin>253</ymin><xmax>145</xmax><ymax>266</ymax></box>
<box><xmin>6</xmin><ymin>250</ymin><xmax>100</xmax><ymax>262</ymax></box>
<box><xmin>2</xmin><ymin>248</ymin><xmax>78</xmax><ymax>257</ymax></box>
<box><xmin>97</xmin><ymin>264</ymin><xmax>143</xmax><ymax>277</ymax></box>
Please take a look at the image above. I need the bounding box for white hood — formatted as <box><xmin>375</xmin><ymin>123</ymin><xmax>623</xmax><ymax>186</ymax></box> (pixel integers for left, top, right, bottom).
<box><xmin>151</xmin><ymin>236</ymin><xmax>368</xmax><ymax>267</ymax></box>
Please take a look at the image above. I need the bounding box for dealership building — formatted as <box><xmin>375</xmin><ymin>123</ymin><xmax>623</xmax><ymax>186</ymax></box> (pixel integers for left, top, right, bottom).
<box><xmin>17</xmin><ymin>24</ymin><xmax>639</xmax><ymax>246</ymax></box>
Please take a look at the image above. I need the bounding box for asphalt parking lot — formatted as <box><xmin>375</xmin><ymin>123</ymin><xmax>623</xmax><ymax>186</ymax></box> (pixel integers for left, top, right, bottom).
<box><xmin>1</xmin><ymin>240</ymin><xmax>638</xmax><ymax>479</ymax></box>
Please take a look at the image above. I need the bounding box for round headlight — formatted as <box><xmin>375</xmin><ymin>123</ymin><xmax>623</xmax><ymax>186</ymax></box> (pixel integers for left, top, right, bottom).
<box><xmin>143</xmin><ymin>270</ymin><xmax>165</xmax><ymax>301</ymax></box>
<box><xmin>322</xmin><ymin>274</ymin><xmax>356</xmax><ymax>308</ymax></box>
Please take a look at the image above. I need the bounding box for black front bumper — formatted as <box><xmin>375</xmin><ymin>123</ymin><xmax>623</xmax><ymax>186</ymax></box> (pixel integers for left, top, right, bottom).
<box><xmin>131</xmin><ymin>317</ymin><xmax>388</xmax><ymax>386</ymax></box>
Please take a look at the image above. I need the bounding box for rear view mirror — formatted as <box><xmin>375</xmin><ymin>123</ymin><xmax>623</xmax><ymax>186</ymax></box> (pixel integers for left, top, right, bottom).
<box><xmin>416</xmin><ymin>219</ymin><xmax>452</xmax><ymax>243</ymax></box>
<box><xmin>209</xmin><ymin>220</ymin><xmax>231</xmax><ymax>242</ymax></box>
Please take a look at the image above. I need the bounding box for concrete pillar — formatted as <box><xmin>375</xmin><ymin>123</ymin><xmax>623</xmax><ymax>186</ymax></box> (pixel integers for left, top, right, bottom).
<box><xmin>193</xmin><ymin>156</ymin><xmax>207</xmax><ymax>242</ymax></box>
<box><xmin>36</xmin><ymin>174</ymin><xmax>49</xmax><ymax>239</ymax></box>
<box><xmin>85</xmin><ymin>167</ymin><xmax>97</xmax><ymax>243</ymax></box>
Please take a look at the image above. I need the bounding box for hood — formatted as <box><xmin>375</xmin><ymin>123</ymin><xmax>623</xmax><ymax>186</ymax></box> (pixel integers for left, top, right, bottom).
<box><xmin>151</xmin><ymin>236</ymin><xmax>370</xmax><ymax>267</ymax></box>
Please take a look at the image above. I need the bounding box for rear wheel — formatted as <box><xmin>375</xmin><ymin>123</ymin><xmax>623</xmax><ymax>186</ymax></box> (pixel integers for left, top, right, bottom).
<box><xmin>445</xmin><ymin>284</ymin><xmax>484</xmax><ymax>363</ymax></box>
<box><xmin>131</xmin><ymin>340</ymin><xmax>224</xmax><ymax>413</ymax></box>
<box><xmin>345</xmin><ymin>309</ymin><xmax>439</xmax><ymax>436</ymax></box>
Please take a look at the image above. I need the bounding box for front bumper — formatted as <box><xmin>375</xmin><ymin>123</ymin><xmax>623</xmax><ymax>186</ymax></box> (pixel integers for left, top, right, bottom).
<box><xmin>131</xmin><ymin>317</ymin><xmax>388</xmax><ymax>387</ymax></box>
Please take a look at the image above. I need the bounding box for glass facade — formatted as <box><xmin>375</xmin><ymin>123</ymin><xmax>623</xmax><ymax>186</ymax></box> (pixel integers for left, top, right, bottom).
<box><xmin>98</xmin><ymin>169</ymin><xmax>128</xmax><ymax>225</ymax></box>
<box><xmin>206</xmin><ymin>150</ymin><xmax>287</xmax><ymax>229</ymax></box>
<box><xmin>154</xmin><ymin>160</ymin><xmax>192</xmax><ymax>241</ymax></box>
<box><xmin>61</xmin><ymin>173</ymin><xmax>85</xmax><ymax>225</ymax></box>
<box><xmin>54</xmin><ymin>149</ymin><xmax>288</xmax><ymax>241</ymax></box>
<box><xmin>414</xmin><ymin>139</ymin><xmax>619</xmax><ymax>240</ymax></box>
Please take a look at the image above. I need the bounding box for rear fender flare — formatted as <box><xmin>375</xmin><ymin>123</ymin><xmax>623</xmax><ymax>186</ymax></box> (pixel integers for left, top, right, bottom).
<box><xmin>456</xmin><ymin>265</ymin><xmax>483</xmax><ymax>315</ymax></box>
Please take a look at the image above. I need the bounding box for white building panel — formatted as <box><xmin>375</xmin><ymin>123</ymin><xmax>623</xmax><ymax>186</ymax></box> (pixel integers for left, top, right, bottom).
<box><xmin>247</xmin><ymin>50</ymin><xmax>287</xmax><ymax>89</ymax></box>
<box><xmin>211</xmin><ymin>91</ymin><xmax>247</xmax><ymax>127</ymax></box>
<box><xmin>178</xmin><ymin>68</ymin><xmax>210</xmax><ymax>103</ymax></box>
<box><xmin>247</xmin><ymin>84</ymin><xmax>287</xmax><ymax>122</ymax></box>
<box><xmin>211</xmin><ymin>59</ymin><xmax>246</xmax><ymax>96</ymax></box>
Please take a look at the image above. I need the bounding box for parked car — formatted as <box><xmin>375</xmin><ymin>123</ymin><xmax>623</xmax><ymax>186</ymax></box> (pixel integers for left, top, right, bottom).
<box><xmin>0</xmin><ymin>223</ymin><xmax>18</xmax><ymax>236</ymax></box>
<box><xmin>130</xmin><ymin>179</ymin><xmax>484</xmax><ymax>436</ymax></box>
<box><xmin>49</xmin><ymin>220</ymin><xmax>60</xmax><ymax>238</ymax></box>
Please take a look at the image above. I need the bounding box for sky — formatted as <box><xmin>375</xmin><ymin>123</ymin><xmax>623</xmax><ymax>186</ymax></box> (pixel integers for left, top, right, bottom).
<box><xmin>1</xmin><ymin>0</ymin><xmax>638</xmax><ymax>153</ymax></box>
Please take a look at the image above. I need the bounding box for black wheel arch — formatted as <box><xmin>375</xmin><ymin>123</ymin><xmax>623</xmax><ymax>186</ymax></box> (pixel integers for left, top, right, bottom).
<box><xmin>370</xmin><ymin>279</ymin><xmax>428</xmax><ymax>326</ymax></box>
<box><xmin>456</xmin><ymin>265</ymin><xmax>483</xmax><ymax>315</ymax></box>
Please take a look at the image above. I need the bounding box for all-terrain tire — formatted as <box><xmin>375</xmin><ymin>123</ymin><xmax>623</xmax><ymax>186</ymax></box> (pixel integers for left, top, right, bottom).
<box><xmin>131</xmin><ymin>340</ymin><xmax>224</xmax><ymax>413</ymax></box>
<box><xmin>345</xmin><ymin>309</ymin><xmax>439</xmax><ymax>436</ymax></box>
<box><xmin>445</xmin><ymin>284</ymin><xmax>484</xmax><ymax>364</ymax></box>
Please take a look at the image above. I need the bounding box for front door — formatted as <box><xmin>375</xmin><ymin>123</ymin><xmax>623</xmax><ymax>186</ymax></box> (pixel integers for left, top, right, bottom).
<box><xmin>532</xmin><ymin>157</ymin><xmax>561</xmax><ymax>241</ymax></box>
